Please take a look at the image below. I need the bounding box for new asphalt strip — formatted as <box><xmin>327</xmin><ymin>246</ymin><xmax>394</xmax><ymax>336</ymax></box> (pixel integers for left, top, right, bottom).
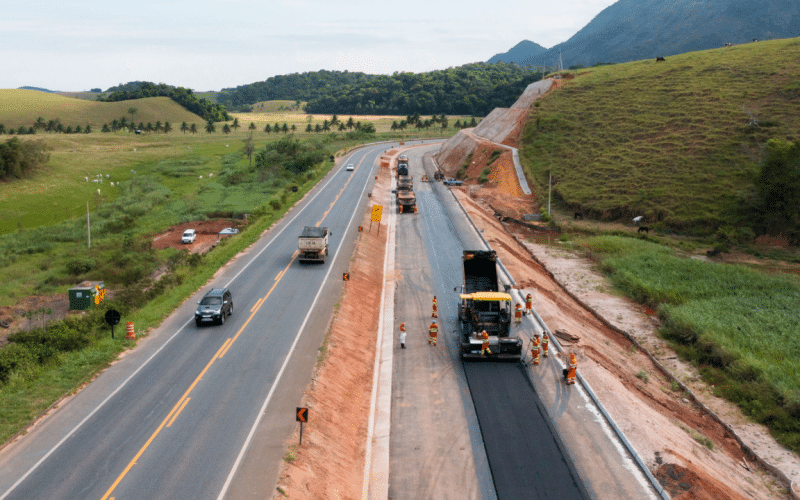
<box><xmin>463</xmin><ymin>362</ymin><xmax>591</xmax><ymax>500</ymax></box>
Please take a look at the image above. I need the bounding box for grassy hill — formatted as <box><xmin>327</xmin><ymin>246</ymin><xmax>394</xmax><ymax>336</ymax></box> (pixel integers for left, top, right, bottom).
<box><xmin>520</xmin><ymin>37</ymin><xmax>800</xmax><ymax>233</ymax></box>
<box><xmin>0</xmin><ymin>90</ymin><xmax>204</xmax><ymax>129</ymax></box>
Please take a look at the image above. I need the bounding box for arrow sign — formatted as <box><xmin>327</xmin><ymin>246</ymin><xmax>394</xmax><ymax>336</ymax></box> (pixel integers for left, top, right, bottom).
<box><xmin>296</xmin><ymin>407</ymin><xmax>308</xmax><ymax>423</ymax></box>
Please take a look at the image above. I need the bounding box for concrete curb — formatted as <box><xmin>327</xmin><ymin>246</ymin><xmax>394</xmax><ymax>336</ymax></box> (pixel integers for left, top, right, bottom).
<box><xmin>362</xmin><ymin>154</ymin><xmax>398</xmax><ymax>500</ymax></box>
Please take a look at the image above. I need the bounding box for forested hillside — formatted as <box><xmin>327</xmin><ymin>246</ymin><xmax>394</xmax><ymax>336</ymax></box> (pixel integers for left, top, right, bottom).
<box><xmin>98</xmin><ymin>82</ymin><xmax>229</xmax><ymax>122</ymax></box>
<box><xmin>218</xmin><ymin>63</ymin><xmax>542</xmax><ymax>116</ymax></box>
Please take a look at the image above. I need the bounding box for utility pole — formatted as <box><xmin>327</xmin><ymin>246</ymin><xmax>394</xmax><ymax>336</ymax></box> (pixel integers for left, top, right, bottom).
<box><xmin>548</xmin><ymin>173</ymin><xmax>552</xmax><ymax>216</ymax></box>
<box><xmin>87</xmin><ymin>202</ymin><xmax>91</xmax><ymax>248</ymax></box>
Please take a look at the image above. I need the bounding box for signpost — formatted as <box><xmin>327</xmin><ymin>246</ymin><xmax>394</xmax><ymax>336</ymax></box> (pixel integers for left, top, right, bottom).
<box><xmin>104</xmin><ymin>309</ymin><xmax>121</xmax><ymax>339</ymax></box>
<box><xmin>370</xmin><ymin>205</ymin><xmax>383</xmax><ymax>234</ymax></box>
<box><xmin>296</xmin><ymin>407</ymin><xmax>309</xmax><ymax>445</ymax></box>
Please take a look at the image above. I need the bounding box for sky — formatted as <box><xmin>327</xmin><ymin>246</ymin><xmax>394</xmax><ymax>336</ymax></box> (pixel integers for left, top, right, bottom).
<box><xmin>2</xmin><ymin>0</ymin><xmax>619</xmax><ymax>92</ymax></box>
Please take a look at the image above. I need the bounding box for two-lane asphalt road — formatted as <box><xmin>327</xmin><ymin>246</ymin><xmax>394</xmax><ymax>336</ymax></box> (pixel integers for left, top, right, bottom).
<box><xmin>0</xmin><ymin>141</ymin><xmax>427</xmax><ymax>500</ymax></box>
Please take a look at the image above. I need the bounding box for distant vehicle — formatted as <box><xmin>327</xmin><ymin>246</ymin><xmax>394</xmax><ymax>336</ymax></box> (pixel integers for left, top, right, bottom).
<box><xmin>346</xmin><ymin>164</ymin><xmax>354</xmax><ymax>171</ymax></box>
<box><xmin>195</xmin><ymin>288</ymin><xmax>233</xmax><ymax>326</ymax></box>
<box><xmin>443</xmin><ymin>178</ymin><xmax>463</xmax><ymax>186</ymax></box>
<box><xmin>181</xmin><ymin>229</ymin><xmax>197</xmax><ymax>243</ymax></box>
<box><xmin>219</xmin><ymin>227</ymin><xmax>239</xmax><ymax>236</ymax></box>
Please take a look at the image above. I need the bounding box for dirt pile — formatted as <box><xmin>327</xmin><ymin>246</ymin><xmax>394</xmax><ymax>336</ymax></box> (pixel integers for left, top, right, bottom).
<box><xmin>151</xmin><ymin>219</ymin><xmax>241</xmax><ymax>254</ymax></box>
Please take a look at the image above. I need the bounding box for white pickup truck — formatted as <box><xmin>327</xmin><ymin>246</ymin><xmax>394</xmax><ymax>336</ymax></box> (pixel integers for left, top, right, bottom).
<box><xmin>298</xmin><ymin>226</ymin><xmax>330</xmax><ymax>263</ymax></box>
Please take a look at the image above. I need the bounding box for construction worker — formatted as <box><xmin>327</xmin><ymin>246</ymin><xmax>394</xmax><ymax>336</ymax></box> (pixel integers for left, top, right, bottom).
<box><xmin>541</xmin><ymin>331</ymin><xmax>549</xmax><ymax>358</ymax></box>
<box><xmin>432</xmin><ymin>296</ymin><xmax>438</xmax><ymax>318</ymax></box>
<box><xmin>566</xmin><ymin>352</ymin><xmax>578</xmax><ymax>385</ymax></box>
<box><xmin>514</xmin><ymin>303</ymin><xmax>523</xmax><ymax>325</ymax></box>
<box><xmin>429</xmin><ymin>320</ymin><xmax>438</xmax><ymax>346</ymax></box>
<box><xmin>525</xmin><ymin>293</ymin><xmax>533</xmax><ymax>315</ymax></box>
<box><xmin>399</xmin><ymin>323</ymin><xmax>407</xmax><ymax>349</ymax></box>
<box><xmin>481</xmin><ymin>330</ymin><xmax>492</xmax><ymax>356</ymax></box>
<box><xmin>530</xmin><ymin>333</ymin><xmax>540</xmax><ymax>365</ymax></box>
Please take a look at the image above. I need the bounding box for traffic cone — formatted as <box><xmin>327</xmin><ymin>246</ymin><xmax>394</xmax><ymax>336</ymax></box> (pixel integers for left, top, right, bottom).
<box><xmin>126</xmin><ymin>321</ymin><xmax>136</xmax><ymax>340</ymax></box>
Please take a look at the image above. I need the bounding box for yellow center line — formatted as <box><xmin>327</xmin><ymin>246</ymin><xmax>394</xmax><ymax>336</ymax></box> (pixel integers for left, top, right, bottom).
<box><xmin>102</xmin><ymin>152</ymin><xmax>373</xmax><ymax>499</ymax></box>
<box><xmin>167</xmin><ymin>398</ymin><xmax>190</xmax><ymax>427</ymax></box>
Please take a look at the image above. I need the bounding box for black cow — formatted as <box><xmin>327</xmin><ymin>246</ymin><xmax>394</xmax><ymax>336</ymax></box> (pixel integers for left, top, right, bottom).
<box><xmin>656</xmin><ymin>57</ymin><xmax>666</xmax><ymax>62</ymax></box>
<box><xmin>574</xmin><ymin>212</ymin><xmax>583</xmax><ymax>220</ymax></box>
<box><xmin>638</xmin><ymin>226</ymin><xmax>649</xmax><ymax>234</ymax></box>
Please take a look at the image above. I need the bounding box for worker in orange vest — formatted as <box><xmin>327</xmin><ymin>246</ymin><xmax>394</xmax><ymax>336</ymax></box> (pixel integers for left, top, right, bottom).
<box><xmin>525</xmin><ymin>293</ymin><xmax>533</xmax><ymax>315</ymax></box>
<box><xmin>541</xmin><ymin>331</ymin><xmax>549</xmax><ymax>358</ymax></box>
<box><xmin>566</xmin><ymin>352</ymin><xmax>577</xmax><ymax>385</ymax></box>
<box><xmin>429</xmin><ymin>320</ymin><xmax>438</xmax><ymax>346</ymax></box>
<box><xmin>514</xmin><ymin>303</ymin><xmax>523</xmax><ymax>325</ymax></box>
<box><xmin>530</xmin><ymin>333</ymin><xmax>541</xmax><ymax>365</ymax></box>
<box><xmin>481</xmin><ymin>330</ymin><xmax>492</xmax><ymax>356</ymax></box>
<box><xmin>399</xmin><ymin>323</ymin><xmax>407</xmax><ymax>349</ymax></box>
<box><xmin>432</xmin><ymin>296</ymin><xmax>438</xmax><ymax>318</ymax></box>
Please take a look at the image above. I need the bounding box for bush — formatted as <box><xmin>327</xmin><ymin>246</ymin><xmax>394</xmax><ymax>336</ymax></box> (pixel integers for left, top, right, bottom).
<box><xmin>66</xmin><ymin>257</ymin><xmax>96</xmax><ymax>275</ymax></box>
<box><xmin>0</xmin><ymin>344</ymin><xmax>37</xmax><ymax>383</ymax></box>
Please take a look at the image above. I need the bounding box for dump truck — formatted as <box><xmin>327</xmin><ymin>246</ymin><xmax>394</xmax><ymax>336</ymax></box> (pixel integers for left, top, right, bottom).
<box><xmin>396</xmin><ymin>188</ymin><xmax>416</xmax><ymax>213</ymax></box>
<box><xmin>457</xmin><ymin>250</ymin><xmax>522</xmax><ymax>359</ymax></box>
<box><xmin>397</xmin><ymin>155</ymin><xmax>409</xmax><ymax>177</ymax></box>
<box><xmin>298</xmin><ymin>226</ymin><xmax>329</xmax><ymax>263</ymax></box>
<box><xmin>397</xmin><ymin>174</ymin><xmax>413</xmax><ymax>191</ymax></box>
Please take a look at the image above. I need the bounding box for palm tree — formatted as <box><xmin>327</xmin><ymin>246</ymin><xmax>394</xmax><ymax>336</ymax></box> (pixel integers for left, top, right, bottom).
<box><xmin>346</xmin><ymin>117</ymin><xmax>355</xmax><ymax>130</ymax></box>
<box><xmin>181</xmin><ymin>122</ymin><xmax>189</xmax><ymax>134</ymax></box>
<box><xmin>164</xmin><ymin>122</ymin><xmax>172</xmax><ymax>133</ymax></box>
<box><xmin>34</xmin><ymin>117</ymin><xmax>45</xmax><ymax>131</ymax></box>
<box><xmin>282</xmin><ymin>123</ymin><xmax>288</xmax><ymax>134</ymax></box>
<box><xmin>205</xmin><ymin>121</ymin><xmax>215</xmax><ymax>134</ymax></box>
<box><xmin>190</xmin><ymin>123</ymin><xmax>198</xmax><ymax>134</ymax></box>
<box><xmin>222</xmin><ymin>123</ymin><xmax>231</xmax><ymax>134</ymax></box>
<box><xmin>265</xmin><ymin>124</ymin><xmax>272</xmax><ymax>134</ymax></box>
<box><xmin>232</xmin><ymin>118</ymin><xmax>240</xmax><ymax>133</ymax></box>
<box><xmin>248</xmin><ymin>122</ymin><xmax>256</xmax><ymax>131</ymax></box>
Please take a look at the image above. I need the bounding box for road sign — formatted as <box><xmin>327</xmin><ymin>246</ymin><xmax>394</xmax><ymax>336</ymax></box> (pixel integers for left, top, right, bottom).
<box><xmin>104</xmin><ymin>310</ymin><xmax>121</xmax><ymax>326</ymax></box>
<box><xmin>105</xmin><ymin>309</ymin><xmax>121</xmax><ymax>339</ymax></box>
<box><xmin>371</xmin><ymin>205</ymin><xmax>383</xmax><ymax>222</ymax></box>
<box><xmin>296</xmin><ymin>407</ymin><xmax>308</xmax><ymax>422</ymax></box>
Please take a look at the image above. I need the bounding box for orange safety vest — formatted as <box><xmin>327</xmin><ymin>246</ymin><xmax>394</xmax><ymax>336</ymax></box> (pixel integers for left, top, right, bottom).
<box><xmin>542</xmin><ymin>335</ymin><xmax>549</xmax><ymax>351</ymax></box>
<box><xmin>429</xmin><ymin>324</ymin><xmax>438</xmax><ymax>337</ymax></box>
<box><xmin>482</xmin><ymin>332</ymin><xmax>490</xmax><ymax>349</ymax></box>
<box><xmin>525</xmin><ymin>294</ymin><xmax>532</xmax><ymax>309</ymax></box>
<box><xmin>515</xmin><ymin>308</ymin><xmax>522</xmax><ymax>320</ymax></box>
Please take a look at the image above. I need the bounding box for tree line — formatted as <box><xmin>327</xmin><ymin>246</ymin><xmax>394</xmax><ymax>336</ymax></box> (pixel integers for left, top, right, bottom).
<box><xmin>97</xmin><ymin>82</ymin><xmax>230</xmax><ymax>122</ymax></box>
<box><xmin>217</xmin><ymin>62</ymin><xmax>541</xmax><ymax>116</ymax></box>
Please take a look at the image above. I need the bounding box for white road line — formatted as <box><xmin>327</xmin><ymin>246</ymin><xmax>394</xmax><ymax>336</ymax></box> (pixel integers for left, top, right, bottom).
<box><xmin>216</xmin><ymin>147</ymin><xmax>379</xmax><ymax>500</ymax></box>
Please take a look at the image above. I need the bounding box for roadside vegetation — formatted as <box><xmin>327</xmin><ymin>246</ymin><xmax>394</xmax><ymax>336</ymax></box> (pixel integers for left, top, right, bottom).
<box><xmin>572</xmin><ymin>234</ymin><xmax>800</xmax><ymax>452</ymax></box>
<box><xmin>521</xmin><ymin>37</ymin><xmax>800</xmax><ymax>237</ymax></box>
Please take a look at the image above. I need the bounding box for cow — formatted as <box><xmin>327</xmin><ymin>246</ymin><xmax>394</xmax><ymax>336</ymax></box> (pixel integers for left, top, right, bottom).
<box><xmin>724</xmin><ymin>43</ymin><xmax>732</xmax><ymax>47</ymax></box>
<box><xmin>633</xmin><ymin>215</ymin><xmax>643</xmax><ymax>225</ymax></box>
<box><xmin>638</xmin><ymin>226</ymin><xmax>649</xmax><ymax>234</ymax></box>
<box><xmin>656</xmin><ymin>57</ymin><xmax>666</xmax><ymax>62</ymax></box>
<box><xmin>574</xmin><ymin>212</ymin><xmax>583</xmax><ymax>220</ymax></box>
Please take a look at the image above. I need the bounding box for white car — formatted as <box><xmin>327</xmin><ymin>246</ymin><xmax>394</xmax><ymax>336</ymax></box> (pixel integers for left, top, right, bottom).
<box><xmin>181</xmin><ymin>229</ymin><xmax>197</xmax><ymax>244</ymax></box>
<box><xmin>346</xmin><ymin>164</ymin><xmax>354</xmax><ymax>171</ymax></box>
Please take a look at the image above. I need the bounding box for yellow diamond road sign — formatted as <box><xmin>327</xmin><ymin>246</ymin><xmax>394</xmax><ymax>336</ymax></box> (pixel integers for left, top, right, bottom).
<box><xmin>371</xmin><ymin>205</ymin><xmax>383</xmax><ymax>222</ymax></box>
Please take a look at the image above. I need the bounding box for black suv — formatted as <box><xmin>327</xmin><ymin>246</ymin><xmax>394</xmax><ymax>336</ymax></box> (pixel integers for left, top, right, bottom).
<box><xmin>195</xmin><ymin>288</ymin><xmax>233</xmax><ymax>326</ymax></box>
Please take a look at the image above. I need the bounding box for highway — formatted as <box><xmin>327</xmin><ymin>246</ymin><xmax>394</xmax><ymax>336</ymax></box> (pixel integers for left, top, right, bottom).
<box><xmin>0</xmin><ymin>141</ymin><xmax>418</xmax><ymax>500</ymax></box>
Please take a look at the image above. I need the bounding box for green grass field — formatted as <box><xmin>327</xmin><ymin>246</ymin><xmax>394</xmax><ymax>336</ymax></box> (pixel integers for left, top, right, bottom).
<box><xmin>521</xmin><ymin>37</ymin><xmax>800</xmax><ymax>233</ymax></box>
<box><xmin>576</xmin><ymin>235</ymin><xmax>800</xmax><ymax>451</ymax></box>
<box><xmin>0</xmin><ymin>90</ymin><xmax>204</xmax><ymax>129</ymax></box>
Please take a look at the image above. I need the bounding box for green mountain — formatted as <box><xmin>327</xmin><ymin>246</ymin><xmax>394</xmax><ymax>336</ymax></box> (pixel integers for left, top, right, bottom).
<box><xmin>491</xmin><ymin>0</ymin><xmax>800</xmax><ymax>68</ymax></box>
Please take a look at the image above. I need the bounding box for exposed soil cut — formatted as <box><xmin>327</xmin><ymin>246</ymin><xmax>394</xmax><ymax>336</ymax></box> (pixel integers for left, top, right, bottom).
<box><xmin>150</xmin><ymin>218</ymin><xmax>243</xmax><ymax>254</ymax></box>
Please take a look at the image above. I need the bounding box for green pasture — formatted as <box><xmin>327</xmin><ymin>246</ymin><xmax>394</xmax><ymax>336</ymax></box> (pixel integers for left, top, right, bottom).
<box><xmin>0</xmin><ymin>90</ymin><xmax>203</xmax><ymax>129</ymax></box>
<box><xmin>521</xmin><ymin>37</ymin><xmax>800</xmax><ymax>233</ymax></box>
<box><xmin>577</xmin><ymin>235</ymin><xmax>800</xmax><ymax>450</ymax></box>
